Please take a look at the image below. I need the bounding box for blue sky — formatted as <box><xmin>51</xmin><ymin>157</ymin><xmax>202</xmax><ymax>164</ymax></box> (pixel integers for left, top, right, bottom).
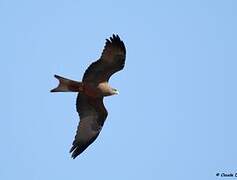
<box><xmin>1</xmin><ymin>0</ymin><xmax>237</xmax><ymax>179</ymax></box>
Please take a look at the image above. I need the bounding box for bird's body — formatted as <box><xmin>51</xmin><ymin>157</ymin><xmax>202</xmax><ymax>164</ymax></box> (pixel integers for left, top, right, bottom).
<box><xmin>51</xmin><ymin>34</ymin><xmax>126</xmax><ymax>159</ymax></box>
<box><xmin>84</xmin><ymin>81</ymin><xmax>116</xmax><ymax>97</ymax></box>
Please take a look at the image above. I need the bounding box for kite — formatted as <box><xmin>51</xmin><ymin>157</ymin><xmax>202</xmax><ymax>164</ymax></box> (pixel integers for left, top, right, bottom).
<box><xmin>51</xmin><ymin>34</ymin><xmax>126</xmax><ymax>159</ymax></box>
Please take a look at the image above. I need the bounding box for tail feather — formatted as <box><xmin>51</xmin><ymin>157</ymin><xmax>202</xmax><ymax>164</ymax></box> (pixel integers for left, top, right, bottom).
<box><xmin>51</xmin><ymin>75</ymin><xmax>83</xmax><ymax>92</ymax></box>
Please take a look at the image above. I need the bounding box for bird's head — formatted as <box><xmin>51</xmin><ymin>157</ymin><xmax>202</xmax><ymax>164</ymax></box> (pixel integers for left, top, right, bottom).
<box><xmin>112</xmin><ymin>88</ymin><xmax>119</xmax><ymax>95</ymax></box>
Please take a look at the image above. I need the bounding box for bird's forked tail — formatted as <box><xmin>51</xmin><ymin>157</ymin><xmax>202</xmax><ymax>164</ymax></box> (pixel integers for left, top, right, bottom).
<box><xmin>50</xmin><ymin>75</ymin><xmax>83</xmax><ymax>92</ymax></box>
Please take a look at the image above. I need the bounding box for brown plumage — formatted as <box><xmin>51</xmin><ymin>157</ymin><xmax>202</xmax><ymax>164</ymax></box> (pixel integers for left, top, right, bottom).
<box><xmin>51</xmin><ymin>34</ymin><xmax>126</xmax><ymax>159</ymax></box>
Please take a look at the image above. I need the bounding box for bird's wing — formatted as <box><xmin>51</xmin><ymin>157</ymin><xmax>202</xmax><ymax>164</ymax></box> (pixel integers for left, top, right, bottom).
<box><xmin>70</xmin><ymin>93</ymin><xmax>108</xmax><ymax>158</ymax></box>
<box><xmin>83</xmin><ymin>34</ymin><xmax>126</xmax><ymax>83</ymax></box>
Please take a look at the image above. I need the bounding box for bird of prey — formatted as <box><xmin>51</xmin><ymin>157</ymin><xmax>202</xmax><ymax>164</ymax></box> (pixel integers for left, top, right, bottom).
<box><xmin>51</xmin><ymin>34</ymin><xmax>126</xmax><ymax>159</ymax></box>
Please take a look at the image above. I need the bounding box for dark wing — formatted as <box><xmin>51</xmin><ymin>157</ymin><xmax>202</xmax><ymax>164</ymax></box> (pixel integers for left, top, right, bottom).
<box><xmin>82</xmin><ymin>34</ymin><xmax>126</xmax><ymax>83</ymax></box>
<box><xmin>69</xmin><ymin>93</ymin><xmax>108</xmax><ymax>159</ymax></box>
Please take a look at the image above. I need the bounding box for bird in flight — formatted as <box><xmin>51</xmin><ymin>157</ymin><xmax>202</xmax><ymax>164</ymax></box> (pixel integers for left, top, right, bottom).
<box><xmin>51</xmin><ymin>34</ymin><xmax>126</xmax><ymax>159</ymax></box>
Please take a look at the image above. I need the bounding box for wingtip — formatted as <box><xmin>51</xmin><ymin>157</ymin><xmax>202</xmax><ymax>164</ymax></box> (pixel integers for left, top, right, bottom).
<box><xmin>69</xmin><ymin>145</ymin><xmax>79</xmax><ymax>159</ymax></box>
<box><xmin>70</xmin><ymin>149</ymin><xmax>80</xmax><ymax>159</ymax></box>
<box><xmin>115</xmin><ymin>34</ymin><xmax>120</xmax><ymax>39</ymax></box>
<box><xmin>106</xmin><ymin>34</ymin><xmax>122</xmax><ymax>44</ymax></box>
<box><xmin>69</xmin><ymin>145</ymin><xmax>75</xmax><ymax>153</ymax></box>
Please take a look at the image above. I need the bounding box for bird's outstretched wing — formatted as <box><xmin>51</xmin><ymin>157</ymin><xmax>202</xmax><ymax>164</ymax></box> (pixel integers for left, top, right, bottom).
<box><xmin>70</xmin><ymin>93</ymin><xmax>108</xmax><ymax>159</ymax></box>
<box><xmin>83</xmin><ymin>34</ymin><xmax>126</xmax><ymax>83</ymax></box>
